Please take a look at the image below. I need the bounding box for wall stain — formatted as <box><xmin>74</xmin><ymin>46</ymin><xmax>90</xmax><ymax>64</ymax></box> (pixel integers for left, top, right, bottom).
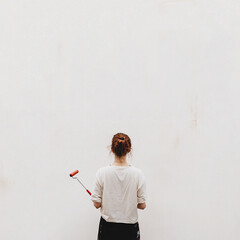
<box><xmin>0</xmin><ymin>161</ymin><xmax>8</xmax><ymax>191</ymax></box>
<box><xmin>191</xmin><ymin>95</ymin><xmax>198</xmax><ymax>129</ymax></box>
<box><xmin>175</xmin><ymin>135</ymin><xmax>180</xmax><ymax>148</ymax></box>
<box><xmin>0</xmin><ymin>179</ymin><xmax>7</xmax><ymax>189</ymax></box>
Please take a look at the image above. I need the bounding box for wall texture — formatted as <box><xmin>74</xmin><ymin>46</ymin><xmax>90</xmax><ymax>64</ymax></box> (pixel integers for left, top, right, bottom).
<box><xmin>0</xmin><ymin>0</ymin><xmax>240</xmax><ymax>239</ymax></box>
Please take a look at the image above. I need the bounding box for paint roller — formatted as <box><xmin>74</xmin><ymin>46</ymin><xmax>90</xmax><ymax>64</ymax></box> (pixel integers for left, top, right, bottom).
<box><xmin>69</xmin><ymin>170</ymin><xmax>92</xmax><ymax>196</ymax></box>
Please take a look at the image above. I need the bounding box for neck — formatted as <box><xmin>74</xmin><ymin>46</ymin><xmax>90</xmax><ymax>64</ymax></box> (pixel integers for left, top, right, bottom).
<box><xmin>113</xmin><ymin>155</ymin><xmax>129</xmax><ymax>166</ymax></box>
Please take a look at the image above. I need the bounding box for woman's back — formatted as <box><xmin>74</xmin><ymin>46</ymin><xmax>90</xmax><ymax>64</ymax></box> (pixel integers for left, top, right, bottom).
<box><xmin>91</xmin><ymin>165</ymin><xmax>146</xmax><ymax>224</ymax></box>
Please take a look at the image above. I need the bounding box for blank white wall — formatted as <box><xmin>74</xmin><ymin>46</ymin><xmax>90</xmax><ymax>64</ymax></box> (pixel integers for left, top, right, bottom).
<box><xmin>0</xmin><ymin>0</ymin><xmax>240</xmax><ymax>239</ymax></box>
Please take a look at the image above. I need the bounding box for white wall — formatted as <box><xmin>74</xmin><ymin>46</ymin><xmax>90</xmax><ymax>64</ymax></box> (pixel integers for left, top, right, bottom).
<box><xmin>1</xmin><ymin>0</ymin><xmax>240</xmax><ymax>239</ymax></box>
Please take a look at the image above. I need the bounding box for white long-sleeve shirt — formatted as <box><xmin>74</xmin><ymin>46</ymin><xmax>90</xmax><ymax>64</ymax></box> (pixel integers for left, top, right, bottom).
<box><xmin>91</xmin><ymin>165</ymin><xmax>147</xmax><ymax>224</ymax></box>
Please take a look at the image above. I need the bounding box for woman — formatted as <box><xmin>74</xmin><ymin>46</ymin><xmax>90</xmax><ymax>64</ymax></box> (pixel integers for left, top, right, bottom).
<box><xmin>91</xmin><ymin>133</ymin><xmax>147</xmax><ymax>240</ymax></box>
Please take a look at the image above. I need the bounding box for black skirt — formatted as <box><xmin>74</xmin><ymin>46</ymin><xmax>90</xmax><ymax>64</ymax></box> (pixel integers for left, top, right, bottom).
<box><xmin>97</xmin><ymin>216</ymin><xmax>140</xmax><ymax>240</ymax></box>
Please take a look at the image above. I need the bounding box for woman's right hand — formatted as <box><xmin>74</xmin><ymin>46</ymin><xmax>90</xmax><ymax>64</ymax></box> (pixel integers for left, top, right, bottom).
<box><xmin>137</xmin><ymin>202</ymin><xmax>146</xmax><ymax>210</ymax></box>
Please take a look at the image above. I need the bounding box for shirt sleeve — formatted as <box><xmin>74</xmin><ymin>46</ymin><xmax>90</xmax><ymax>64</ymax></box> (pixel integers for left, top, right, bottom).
<box><xmin>137</xmin><ymin>170</ymin><xmax>147</xmax><ymax>204</ymax></box>
<box><xmin>91</xmin><ymin>169</ymin><xmax>103</xmax><ymax>203</ymax></box>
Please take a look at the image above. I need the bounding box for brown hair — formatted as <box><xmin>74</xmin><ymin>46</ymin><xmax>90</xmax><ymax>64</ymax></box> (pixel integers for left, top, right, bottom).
<box><xmin>110</xmin><ymin>133</ymin><xmax>132</xmax><ymax>157</ymax></box>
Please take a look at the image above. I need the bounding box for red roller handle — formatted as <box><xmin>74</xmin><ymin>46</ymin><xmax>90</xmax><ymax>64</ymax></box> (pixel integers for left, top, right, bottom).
<box><xmin>70</xmin><ymin>170</ymin><xmax>79</xmax><ymax>177</ymax></box>
<box><xmin>86</xmin><ymin>189</ymin><xmax>92</xmax><ymax>196</ymax></box>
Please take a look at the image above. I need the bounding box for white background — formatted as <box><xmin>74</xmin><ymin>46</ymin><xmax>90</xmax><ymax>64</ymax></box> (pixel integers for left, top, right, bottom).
<box><xmin>0</xmin><ymin>0</ymin><xmax>240</xmax><ymax>239</ymax></box>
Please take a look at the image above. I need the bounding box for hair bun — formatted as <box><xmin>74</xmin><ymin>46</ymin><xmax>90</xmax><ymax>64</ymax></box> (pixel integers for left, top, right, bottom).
<box><xmin>111</xmin><ymin>133</ymin><xmax>131</xmax><ymax>157</ymax></box>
